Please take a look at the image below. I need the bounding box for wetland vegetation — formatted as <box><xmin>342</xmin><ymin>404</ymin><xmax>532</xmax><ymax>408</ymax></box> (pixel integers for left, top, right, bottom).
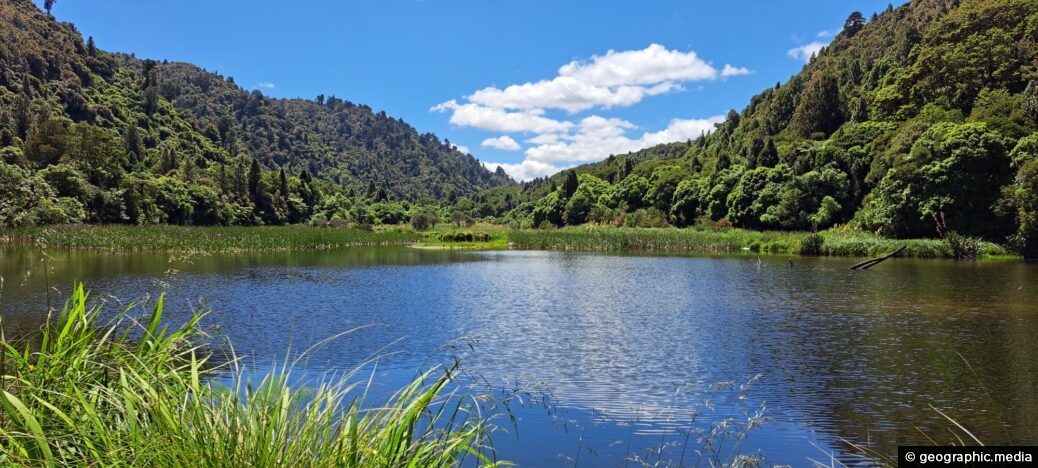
<box><xmin>0</xmin><ymin>284</ymin><xmax>502</xmax><ymax>467</ymax></box>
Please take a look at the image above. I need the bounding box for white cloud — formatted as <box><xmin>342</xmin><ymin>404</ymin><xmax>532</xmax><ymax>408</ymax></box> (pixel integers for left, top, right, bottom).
<box><xmin>256</xmin><ymin>82</ymin><xmax>276</xmax><ymax>89</ymax></box>
<box><xmin>721</xmin><ymin>64</ymin><xmax>751</xmax><ymax>77</ymax></box>
<box><xmin>817</xmin><ymin>30</ymin><xmax>834</xmax><ymax>38</ymax></box>
<box><xmin>481</xmin><ymin>160</ymin><xmax>564</xmax><ymax>182</ymax></box>
<box><xmin>460</xmin><ymin>44</ymin><xmax>724</xmax><ymax>113</ymax></box>
<box><xmin>432</xmin><ymin>44</ymin><xmax>744</xmax><ymax>181</ymax></box>
<box><xmin>452</xmin><ymin>144</ymin><xmax>470</xmax><ymax>154</ymax></box>
<box><xmin>639</xmin><ymin>116</ymin><xmax>726</xmax><ymax>147</ymax></box>
<box><xmin>481</xmin><ymin>135</ymin><xmax>521</xmax><ymax>151</ymax></box>
<box><xmin>787</xmin><ymin>42</ymin><xmax>826</xmax><ymax>63</ymax></box>
<box><xmin>559</xmin><ymin>44</ymin><xmax>716</xmax><ymax>87</ymax></box>
<box><xmin>469</xmin><ymin>79</ymin><xmax>681</xmax><ymax>113</ymax></box>
<box><xmin>431</xmin><ymin>100</ymin><xmax>573</xmax><ymax>134</ymax></box>
<box><xmin>525</xmin><ymin>115</ymin><xmax>723</xmax><ymax>166</ymax></box>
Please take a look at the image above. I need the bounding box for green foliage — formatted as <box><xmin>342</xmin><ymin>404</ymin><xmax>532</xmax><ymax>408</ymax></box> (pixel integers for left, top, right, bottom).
<box><xmin>439</xmin><ymin>231</ymin><xmax>492</xmax><ymax>242</ymax></box>
<box><xmin>944</xmin><ymin>230</ymin><xmax>983</xmax><ymax>259</ymax></box>
<box><xmin>623</xmin><ymin>208</ymin><xmax>669</xmax><ymax>228</ymax></box>
<box><xmin>410</xmin><ymin>211</ymin><xmax>439</xmax><ymax>231</ymax></box>
<box><xmin>799</xmin><ymin>233</ymin><xmax>825</xmax><ymax>255</ymax></box>
<box><xmin>858</xmin><ymin>122</ymin><xmax>1012</xmax><ymax>238</ymax></box>
<box><xmin>999</xmin><ymin>133</ymin><xmax>1038</xmax><ymax>257</ymax></box>
<box><xmin>564</xmin><ymin>173</ymin><xmax>610</xmax><ymax>225</ymax></box>
<box><xmin>531</xmin><ymin>191</ymin><xmax>565</xmax><ymax>228</ymax></box>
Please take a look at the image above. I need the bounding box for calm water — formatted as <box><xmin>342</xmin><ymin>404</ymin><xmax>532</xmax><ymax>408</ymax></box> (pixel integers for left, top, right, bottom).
<box><xmin>2</xmin><ymin>246</ymin><xmax>1037</xmax><ymax>466</ymax></box>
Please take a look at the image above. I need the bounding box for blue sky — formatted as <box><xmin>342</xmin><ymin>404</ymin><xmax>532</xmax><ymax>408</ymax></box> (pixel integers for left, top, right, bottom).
<box><xmin>40</xmin><ymin>1</ymin><xmax>906</xmax><ymax>180</ymax></box>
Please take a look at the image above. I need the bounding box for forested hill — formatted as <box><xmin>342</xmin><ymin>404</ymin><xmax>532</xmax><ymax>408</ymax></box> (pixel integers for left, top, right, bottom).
<box><xmin>483</xmin><ymin>0</ymin><xmax>1038</xmax><ymax>256</ymax></box>
<box><xmin>0</xmin><ymin>0</ymin><xmax>512</xmax><ymax>227</ymax></box>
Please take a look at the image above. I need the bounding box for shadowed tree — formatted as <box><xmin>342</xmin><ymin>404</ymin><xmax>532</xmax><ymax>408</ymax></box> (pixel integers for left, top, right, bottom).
<box><xmin>843</xmin><ymin>11</ymin><xmax>866</xmax><ymax>37</ymax></box>
<box><xmin>562</xmin><ymin>170</ymin><xmax>579</xmax><ymax>199</ymax></box>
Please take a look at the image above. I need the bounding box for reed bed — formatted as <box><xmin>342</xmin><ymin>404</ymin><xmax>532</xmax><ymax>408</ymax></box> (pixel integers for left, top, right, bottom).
<box><xmin>0</xmin><ymin>285</ymin><xmax>503</xmax><ymax>467</ymax></box>
<box><xmin>507</xmin><ymin>226</ymin><xmax>1009</xmax><ymax>259</ymax></box>
<box><xmin>508</xmin><ymin>227</ymin><xmax>804</xmax><ymax>254</ymax></box>
<box><xmin>3</xmin><ymin>225</ymin><xmax>420</xmax><ymax>253</ymax></box>
<box><xmin>819</xmin><ymin>231</ymin><xmax>1006</xmax><ymax>258</ymax></box>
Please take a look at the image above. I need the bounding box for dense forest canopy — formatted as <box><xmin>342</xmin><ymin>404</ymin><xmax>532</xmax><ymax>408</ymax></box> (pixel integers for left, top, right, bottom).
<box><xmin>0</xmin><ymin>0</ymin><xmax>512</xmax><ymax>228</ymax></box>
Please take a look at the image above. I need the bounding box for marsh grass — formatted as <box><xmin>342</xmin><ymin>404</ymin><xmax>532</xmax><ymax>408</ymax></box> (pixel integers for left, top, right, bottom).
<box><xmin>4</xmin><ymin>225</ymin><xmax>421</xmax><ymax>253</ymax></box>
<box><xmin>3</xmin><ymin>224</ymin><xmax>1013</xmax><ymax>259</ymax></box>
<box><xmin>506</xmin><ymin>226</ymin><xmax>1010</xmax><ymax>259</ymax></box>
<box><xmin>0</xmin><ymin>284</ymin><xmax>504</xmax><ymax>467</ymax></box>
<box><xmin>507</xmin><ymin>226</ymin><xmax>802</xmax><ymax>254</ymax></box>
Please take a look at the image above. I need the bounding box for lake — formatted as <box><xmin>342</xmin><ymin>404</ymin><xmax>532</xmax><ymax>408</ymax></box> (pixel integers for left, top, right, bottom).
<box><xmin>2</xmin><ymin>245</ymin><xmax>1036</xmax><ymax>466</ymax></box>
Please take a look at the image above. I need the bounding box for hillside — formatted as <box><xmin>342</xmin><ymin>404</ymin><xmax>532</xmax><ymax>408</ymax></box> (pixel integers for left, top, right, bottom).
<box><xmin>0</xmin><ymin>0</ymin><xmax>511</xmax><ymax>227</ymax></box>
<box><xmin>470</xmin><ymin>0</ymin><xmax>1038</xmax><ymax>256</ymax></box>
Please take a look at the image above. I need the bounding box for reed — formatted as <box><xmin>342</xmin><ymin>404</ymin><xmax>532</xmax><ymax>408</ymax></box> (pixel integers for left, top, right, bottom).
<box><xmin>3</xmin><ymin>225</ymin><xmax>420</xmax><ymax>253</ymax></box>
<box><xmin>506</xmin><ymin>226</ymin><xmax>1010</xmax><ymax>259</ymax></box>
<box><xmin>0</xmin><ymin>284</ymin><xmax>503</xmax><ymax>467</ymax></box>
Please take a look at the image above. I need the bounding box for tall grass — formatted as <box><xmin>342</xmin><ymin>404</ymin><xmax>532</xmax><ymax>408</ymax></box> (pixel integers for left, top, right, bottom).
<box><xmin>506</xmin><ymin>226</ymin><xmax>1010</xmax><ymax>259</ymax></box>
<box><xmin>508</xmin><ymin>226</ymin><xmax>803</xmax><ymax>254</ymax></box>
<box><xmin>0</xmin><ymin>284</ymin><xmax>503</xmax><ymax>466</ymax></box>
<box><xmin>3</xmin><ymin>225</ymin><xmax>421</xmax><ymax>253</ymax></box>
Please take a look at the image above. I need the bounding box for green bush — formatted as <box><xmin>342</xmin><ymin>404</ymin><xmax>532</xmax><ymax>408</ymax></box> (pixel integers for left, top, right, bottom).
<box><xmin>799</xmin><ymin>233</ymin><xmax>825</xmax><ymax>256</ymax></box>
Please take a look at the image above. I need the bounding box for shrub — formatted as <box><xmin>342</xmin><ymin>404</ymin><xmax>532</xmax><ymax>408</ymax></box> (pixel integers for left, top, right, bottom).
<box><xmin>410</xmin><ymin>211</ymin><xmax>439</xmax><ymax>231</ymax></box>
<box><xmin>799</xmin><ymin>233</ymin><xmax>825</xmax><ymax>256</ymax></box>
<box><xmin>945</xmin><ymin>231</ymin><xmax>982</xmax><ymax>259</ymax></box>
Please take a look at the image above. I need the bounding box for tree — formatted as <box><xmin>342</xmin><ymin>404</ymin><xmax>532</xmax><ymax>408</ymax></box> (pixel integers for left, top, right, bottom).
<box><xmin>791</xmin><ymin>73</ymin><xmax>843</xmax><ymax>138</ymax></box>
<box><xmin>66</xmin><ymin>123</ymin><xmax>126</xmax><ymax>189</ymax></box>
<box><xmin>279</xmin><ymin>167</ymin><xmax>290</xmax><ymax>199</ymax></box>
<box><xmin>561</xmin><ymin>170</ymin><xmax>579</xmax><ymax>199</ymax></box>
<box><xmin>564</xmin><ymin>174</ymin><xmax>610</xmax><ymax>225</ymax></box>
<box><xmin>1001</xmin><ymin>133</ymin><xmax>1038</xmax><ymax>257</ymax></box>
<box><xmin>843</xmin><ymin>11</ymin><xmax>866</xmax><ymax>37</ymax></box>
<box><xmin>248</xmin><ymin>158</ymin><xmax>262</xmax><ymax>200</ymax></box>
<box><xmin>857</xmin><ymin>123</ymin><xmax>1012</xmax><ymax>238</ymax></box>
<box><xmin>1023</xmin><ymin>79</ymin><xmax>1038</xmax><ymax>122</ymax></box>
<box><xmin>44</xmin><ymin>0</ymin><xmax>56</xmax><ymax>15</ymax></box>
<box><xmin>24</xmin><ymin>119</ymin><xmax>68</xmax><ymax>166</ymax></box>
<box><xmin>531</xmin><ymin>191</ymin><xmax>565</xmax><ymax>228</ymax></box>
<box><xmin>410</xmin><ymin>211</ymin><xmax>438</xmax><ymax>230</ymax></box>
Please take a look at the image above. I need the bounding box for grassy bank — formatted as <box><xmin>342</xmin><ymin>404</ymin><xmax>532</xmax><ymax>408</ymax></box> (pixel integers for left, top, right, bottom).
<box><xmin>3</xmin><ymin>225</ymin><xmax>421</xmax><ymax>252</ymax></box>
<box><xmin>0</xmin><ymin>285</ymin><xmax>502</xmax><ymax>466</ymax></box>
<box><xmin>506</xmin><ymin>226</ymin><xmax>1010</xmax><ymax>258</ymax></box>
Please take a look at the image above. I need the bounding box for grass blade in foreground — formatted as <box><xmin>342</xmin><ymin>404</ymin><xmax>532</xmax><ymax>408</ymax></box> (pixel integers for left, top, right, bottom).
<box><xmin>0</xmin><ymin>284</ymin><xmax>505</xmax><ymax>467</ymax></box>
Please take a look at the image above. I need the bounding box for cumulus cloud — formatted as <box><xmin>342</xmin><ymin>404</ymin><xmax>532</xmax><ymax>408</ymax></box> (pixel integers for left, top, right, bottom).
<box><xmin>431</xmin><ymin>100</ymin><xmax>573</xmax><ymax>134</ymax></box>
<box><xmin>481</xmin><ymin>135</ymin><xmax>521</xmax><ymax>151</ymax></box>
<box><xmin>481</xmin><ymin>160</ymin><xmax>565</xmax><ymax>182</ymax></box>
<box><xmin>256</xmin><ymin>82</ymin><xmax>276</xmax><ymax>89</ymax></box>
<box><xmin>452</xmin><ymin>144</ymin><xmax>470</xmax><ymax>154</ymax></box>
<box><xmin>432</xmin><ymin>44</ymin><xmax>746</xmax><ymax>181</ymax></box>
<box><xmin>721</xmin><ymin>64</ymin><xmax>751</xmax><ymax>77</ymax></box>
<box><xmin>459</xmin><ymin>44</ymin><xmax>723</xmax><ymax>113</ymax></box>
<box><xmin>787</xmin><ymin>42</ymin><xmax>826</xmax><ymax>63</ymax></box>
<box><xmin>524</xmin><ymin>115</ymin><xmax>724</xmax><ymax>166</ymax></box>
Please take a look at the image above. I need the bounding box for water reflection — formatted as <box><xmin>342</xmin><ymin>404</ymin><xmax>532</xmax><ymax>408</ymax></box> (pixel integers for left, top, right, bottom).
<box><xmin>1</xmin><ymin>246</ymin><xmax>1036</xmax><ymax>465</ymax></box>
